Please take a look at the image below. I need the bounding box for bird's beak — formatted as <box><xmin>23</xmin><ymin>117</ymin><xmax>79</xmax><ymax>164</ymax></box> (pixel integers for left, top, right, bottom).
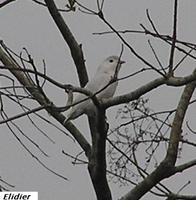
<box><xmin>120</xmin><ymin>60</ymin><xmax>125</xmax><ymax>64</ymax></box>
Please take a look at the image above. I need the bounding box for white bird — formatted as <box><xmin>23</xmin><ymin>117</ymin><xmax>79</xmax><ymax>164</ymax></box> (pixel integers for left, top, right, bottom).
<box><xmin>65</xmin><ymin>56</ymin><xmax>125</xmax><ymax>123</ymax></box>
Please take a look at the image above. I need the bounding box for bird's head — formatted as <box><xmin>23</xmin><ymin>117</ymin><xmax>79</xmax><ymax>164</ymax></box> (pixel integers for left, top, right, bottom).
<box><xmin>97</xmin><ymin>56</ymin><xmax>125</xmax><ymax>75</ymax></box>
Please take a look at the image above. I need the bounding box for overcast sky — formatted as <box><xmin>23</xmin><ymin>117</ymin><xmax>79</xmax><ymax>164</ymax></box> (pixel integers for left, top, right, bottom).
<box><xmin>0</xmin><ymin>0</ymin><xmax>196</xmax><ymax>199</ymax></box>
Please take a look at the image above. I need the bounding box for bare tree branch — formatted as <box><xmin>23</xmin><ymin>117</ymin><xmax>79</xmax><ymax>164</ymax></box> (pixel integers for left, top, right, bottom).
<box><xmin>0</xmin><ymin>110</ymin><xmax>67</xmax><ymax>180</ymax></box>
<box><xmin>0</xmin><ymin>0</ymin><xmax>16</xmax><ymax>8</ymax></box>
<box><xmin>88</xmin><ymin>109</ymin><xmax>112</xmax><ymax>200</ymax></box>
<box><xmin>96</xmin><ymin>26</ymin><xmax>196</xmax><ymax>62</ymax></box>
<box><xmin>97</xmin><ymin>11</ymin><xmax>166</xmax><ymax>77</ymax></box>
<box><xmin>120</xmin><ymin>80</ymin><xmax>196</xmax><ymax>200</ymax></box>
<box><xmin>0</xmin><ymin>105</ymin><xmax>45</xmax><ymax>125</ymax></box>
<box><xmin>174</xmin><ymin>159</ymin><xmax>196</xmax><ymax>173</ymax></box>
<box><xmin>166</xmin><ymin>193</ymin><xmax>196</xmax><ymax>200</ymax></box>
<box><xmin>103</xmin><ymin>69</ymin><xmax>196</xmax><ymax>108</ymax></box>
<box><xmin>1</xmin><ymin>1</ymin><xmax>196</xmax><ymax>199</ymax></box>
<box><xmin>168</xmin><ymin>0</ymin><xmax>178</xmax><ymax>74</ymax></box>
<box><xmin>44</xmin><ymin>0</ymin><xmax>88</xmax><ymax>87</ymax></box>
<box><xmin>165</xmin><ymin>81</ymin><xmax>196</xmax><ymax>165</ymax></box>
<box><xmin>0</xmin><ymin>45</ymin><xmax>91</xmax><ymax>159</ymax></box>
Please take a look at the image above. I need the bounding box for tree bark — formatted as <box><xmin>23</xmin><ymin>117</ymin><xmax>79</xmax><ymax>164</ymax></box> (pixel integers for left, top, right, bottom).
<box><xmin>88</xmin><ymin>109</ymin><xmax>112</xmax><ymax>200</ymax></box>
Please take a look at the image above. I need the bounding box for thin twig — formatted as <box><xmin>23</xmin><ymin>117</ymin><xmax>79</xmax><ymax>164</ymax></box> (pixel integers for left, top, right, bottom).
<box><xmin>98</xmin><ymin>11</ymin><xmax>166</xmax><ymax>77</ymax></box>
<box><xmin>1</xmin><ymin>111</ymin><xmax>68</xmax><ymax>181</ymax></box>
<box><xmin>168</xmin><ymin>0</ymin><xmax>178</xmax><ymax>74</ymax></box>
<box><xmin>173</xmin><ymin>48</ymin><xmax>193</xmax><ymax>72</ymax></box>
<box><xmin>0</xmin><ymin>105</ymin><xmax>46</xmax><ymax>125</ymax></box>
<box><xmin>148</xmin><ymin>40</ymin><xmax>165</xmax><ymax>73</ymax></box>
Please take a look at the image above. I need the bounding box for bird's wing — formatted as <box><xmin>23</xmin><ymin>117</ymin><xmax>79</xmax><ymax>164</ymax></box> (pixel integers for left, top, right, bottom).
<box><xmin>66</xmin><ymin>93</ymin><xmax>91</xmax><ymax>120</ymax></box>
<box><xmin>65</xmin><ymin>72</ymin><xmax>117</xmax><ymax>121</ymax></box>
<box><xmin>86</xmin><ymin>73</ymin><xmax>118</xmax><ymax>99</ymax></box>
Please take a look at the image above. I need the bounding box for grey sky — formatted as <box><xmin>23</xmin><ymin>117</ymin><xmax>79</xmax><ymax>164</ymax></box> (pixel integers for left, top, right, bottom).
<box><xmin>0</xmin><ymin>0</ymin><xmax>196</xmax><ymax>199</ymax></box>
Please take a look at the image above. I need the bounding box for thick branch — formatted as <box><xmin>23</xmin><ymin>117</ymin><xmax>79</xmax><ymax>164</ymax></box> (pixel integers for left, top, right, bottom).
<box><xmin>165</xmin><ymin>80</ymin><xmax>196</xmax><ymax>164</ymax></box>
<box><xmin>44</xmin><ymin>0</ymin><xmax>88</xmax><ymax>87</ymax></box>
<box><xmin>0</xmin><ymin>0</ymin><xmax>16</xmax><ymax>8</ymax></box>
<box><xmin>0</xmin><ymin>46</ymin><xmax>91</xmax><ymax>158</ymax></box>
<box><xmin>103</xmin><ymin>70</ymin><xmax>196</xmax><ymax>108</ymax></box>
<box><xmin>88</xmin><ymin>109</ymin><xmax>112</xmax><ymax>200</ymax></box>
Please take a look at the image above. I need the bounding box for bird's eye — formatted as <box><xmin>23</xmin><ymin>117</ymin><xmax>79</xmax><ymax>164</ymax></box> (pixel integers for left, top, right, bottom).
<box><xmin>109</xmin><ymin>59</ymin><xmax>114</xmax><ymax>63</ymax></box>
